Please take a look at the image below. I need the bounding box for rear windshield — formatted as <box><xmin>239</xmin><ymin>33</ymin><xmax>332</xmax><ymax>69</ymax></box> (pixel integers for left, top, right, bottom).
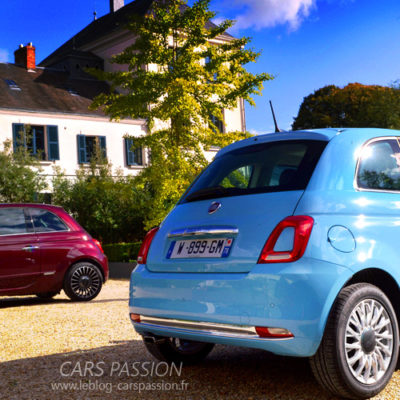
<box><xmin>181</xmin><ymin>140</ymin><xmax>327</xmax><ymax>203</ymax></box>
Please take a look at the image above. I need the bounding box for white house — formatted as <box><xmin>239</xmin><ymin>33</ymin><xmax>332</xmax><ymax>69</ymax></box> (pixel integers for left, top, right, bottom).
<box><xmin>0</xmin><ymin>0</ymin><xmax>246</xmax><ymax>184</ymax></box>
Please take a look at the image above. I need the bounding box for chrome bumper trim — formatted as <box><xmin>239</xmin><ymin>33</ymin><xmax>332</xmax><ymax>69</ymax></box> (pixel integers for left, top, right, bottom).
<box><xmin>168</xmin><ymin>226</ymin><xmax>238</xmax><ymax>238</ymax></box>
<box><xmin>137</xmin><ymin>316</ymin><xmax>259</xmax><ymax>338</ymax></box>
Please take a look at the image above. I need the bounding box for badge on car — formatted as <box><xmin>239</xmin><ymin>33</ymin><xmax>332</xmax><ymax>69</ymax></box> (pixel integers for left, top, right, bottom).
<box><xmin>208</xmin><ymin>201</ymin><xmax>221</xmax><ymax>214</ymax></box>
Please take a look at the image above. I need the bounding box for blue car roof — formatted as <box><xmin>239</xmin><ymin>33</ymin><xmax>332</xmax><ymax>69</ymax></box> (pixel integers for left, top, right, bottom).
<box><xmin>216</xmin><ymin>128</ymin><xmax>400</xmax><ymax>159</ymax></box>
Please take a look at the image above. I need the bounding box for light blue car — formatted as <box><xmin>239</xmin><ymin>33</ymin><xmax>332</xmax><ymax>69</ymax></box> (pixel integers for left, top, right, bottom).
<box><xmin>129</xmin><ymin>128</ymin><xmax>400</xmax><ymax>399</ymax></box>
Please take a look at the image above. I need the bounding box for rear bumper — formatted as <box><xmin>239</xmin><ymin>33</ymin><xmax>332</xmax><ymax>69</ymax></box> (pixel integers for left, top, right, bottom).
<box><xmin>129</xmin><ymin>258</ymin><xmax>352</xmax><ymax>357</ymax></box>
<box><xmin>103</xmin><ymin>256</ymin><xmax>109</xmax><ymax>282</ymax></box>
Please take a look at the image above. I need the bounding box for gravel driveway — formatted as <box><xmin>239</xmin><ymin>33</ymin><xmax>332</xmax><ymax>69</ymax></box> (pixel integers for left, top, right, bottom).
<box><xmin>1</xmin><ymin>280</ymin><xmax>399</xmax><ymax>400</ymax></box>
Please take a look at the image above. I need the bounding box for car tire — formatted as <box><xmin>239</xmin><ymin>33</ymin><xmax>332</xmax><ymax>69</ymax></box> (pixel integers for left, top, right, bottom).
<box><xmin>143</xmin><ymin>336</ymin><xmax>214</xmax><ymax>365</ymax></box>
<box><xmin>63</xmin><ymin>262</ymin><xmax>103</xmax><ymax>301</ymax></box>
<box><xmin>36</xmin><ymin>291</ymin><xmax>58</xmax><ymax>299</ymax></box>
<box><xmin>310</xmin><ymin>283</ymin><xmax>399</xmax><ymax>400</ymax></box>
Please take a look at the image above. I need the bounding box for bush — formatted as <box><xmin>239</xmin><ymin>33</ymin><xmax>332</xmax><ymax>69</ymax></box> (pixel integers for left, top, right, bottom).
<box><xmin>0</xmin><ymin>139</ymin><xmax>47</xmax><ymax>202</ymax></box>
<box><xmin>52</xmin><ymin>154</ymin><xmax>148</xmax><ymax>244</ymax></box>
<box><xmin>103</xmin><ymin>242</ymin><xmax>142</xmax><ymax>263</ymax></box>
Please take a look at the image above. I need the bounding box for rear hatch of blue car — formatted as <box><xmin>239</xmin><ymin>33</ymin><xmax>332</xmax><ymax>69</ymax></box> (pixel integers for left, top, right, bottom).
<box><xmin>146</xmin><ymin>139</ymin><xmax>327</xmax><ymax>273</ymax></box>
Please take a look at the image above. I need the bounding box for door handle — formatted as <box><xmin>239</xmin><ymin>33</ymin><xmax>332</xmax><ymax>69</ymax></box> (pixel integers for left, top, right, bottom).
<box><xmin>22</xmin><ymin>245</ymin><xmax>40</xmax><ymax>252</ymax></box>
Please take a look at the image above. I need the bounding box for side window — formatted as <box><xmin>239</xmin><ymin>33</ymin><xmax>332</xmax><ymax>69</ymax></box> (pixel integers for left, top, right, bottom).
<box><xmin>0</xmin><ymin>208</ymin><xmax>28</xmax><ymax>236</ymax></box>
<box><xmin>357</xmin><ymin>139</ymin><xmax>400</xmax><ymax>191</ymax></box>
<box><xmin>29</xmin><ymin>208</ymin><xmax>69</xmax><ymax>232</ymax></box>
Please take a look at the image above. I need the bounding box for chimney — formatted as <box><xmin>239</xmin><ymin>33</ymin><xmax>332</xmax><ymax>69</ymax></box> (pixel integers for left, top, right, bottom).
<box><xmin>14</xmin><ymin>43</ymin><xmax>36</xmax><ymax>70</ymax></box>
<box><xmin>110</xmin><ymin>0</ymin><xmax>124</xmax><ymax>13</ymax></box>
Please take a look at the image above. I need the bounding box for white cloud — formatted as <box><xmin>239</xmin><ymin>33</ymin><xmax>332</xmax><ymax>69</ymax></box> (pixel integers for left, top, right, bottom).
<box><xmin>248</xmin><ymin>128</ymin><xmax>273</xmax><ymax>135</ymax></box>
<box><xmin>0</xmin><ymin>48</ymin><xmax>9</xmax><ymax>63</ymax></box>
<box><xmin>233</xmin><ymin>0</ymin><xmax>316</xmax><ymax>31</ymax></box>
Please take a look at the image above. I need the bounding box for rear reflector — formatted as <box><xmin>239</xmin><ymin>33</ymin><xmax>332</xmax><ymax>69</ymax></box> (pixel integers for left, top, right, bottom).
<box><xmin>258</xmin><ymin>215</ymin><xmax>314</xmax><ymax>263</ymax></box>
<box><xmin>130</xmin><ymin>313</ymin><xmax>141</xmax><ymax>323</ymax></box>
<box><xmin>137</xmin><ymin>227</ymin><xmax>159</xmax><ymax>264</ymax></box>
<box><xmin>255</xmin><ymin>327</ymin><xmax>294</xmax><ymax>338</ymax></box>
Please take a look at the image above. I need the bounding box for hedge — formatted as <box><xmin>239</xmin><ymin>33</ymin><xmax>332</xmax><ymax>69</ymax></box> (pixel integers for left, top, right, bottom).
<box><xmin>103</xmin><ymin>242</ymin><xmax>142</xmax><ymax>263</ymax></box>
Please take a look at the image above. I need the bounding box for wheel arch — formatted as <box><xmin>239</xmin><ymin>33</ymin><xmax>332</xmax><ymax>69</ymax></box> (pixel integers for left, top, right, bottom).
<box><xmin>344</xmin><ymin>268</ymin><xmax>400</xmax><ymax>332</ymax></box>
<box><xmin>316</xmin><ymin>267</ymin><xmax>400</xmax><ymax>356</ymax></box>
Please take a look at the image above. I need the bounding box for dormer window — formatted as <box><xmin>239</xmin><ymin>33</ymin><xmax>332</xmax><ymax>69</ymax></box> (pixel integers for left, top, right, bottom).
<box><xmin>67</xmin><ymin>88</ymin><xmax>78</xmax><ymax>96</ymax></box>
<box><xmin>4</xmin><ymin>79</ymin><xmax>21</xmax><ymax>91</ymax></box>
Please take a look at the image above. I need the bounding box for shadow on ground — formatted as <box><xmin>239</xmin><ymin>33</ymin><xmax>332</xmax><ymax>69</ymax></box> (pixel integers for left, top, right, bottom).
<box><xmin>0</xmin><ymin>340</ymin><xmax>342</xmax><ymax>400</ymax></box>
<box><xmin>0</xmin><ymin>296</ymin><xmax>128</xmax><ymax>309</ymax></box>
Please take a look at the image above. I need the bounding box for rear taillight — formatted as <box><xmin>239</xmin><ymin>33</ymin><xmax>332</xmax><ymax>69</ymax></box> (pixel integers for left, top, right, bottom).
<box><xmin>137</xmin><ymin>227</ymin><xmax>159</xmax><ymax>264</ymax></box>
<box><xmin>258</xmin><ymin>216</ymin><xmax>314</xmax><ymax>264</ymax></box>
<box><xmin>93</xmin><ymin>239</ymin><xmax>104</xmax><ymax>254</ymax></box>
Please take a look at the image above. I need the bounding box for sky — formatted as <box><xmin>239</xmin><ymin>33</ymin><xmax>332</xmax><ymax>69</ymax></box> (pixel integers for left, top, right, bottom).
<box><xmin>0</xmin><ymin>0</ymin><xmax>400</xmax><ymax>133</ymax></box>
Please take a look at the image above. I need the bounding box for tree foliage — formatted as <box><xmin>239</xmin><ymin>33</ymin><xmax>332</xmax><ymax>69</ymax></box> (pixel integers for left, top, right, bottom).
<box><xmin>90</xmin><ymin>0</ymin><xmax>272</xmax><ymax>228</ymax></box>
<box><xmin>0</xmin><ymin>138</ymin><xmax>47</xmax><ymax>202</ymax></box>
<box><xmin>293</xmin><ymin>83</ymin><xmax>400</xmax><ymax>130</ymax></box>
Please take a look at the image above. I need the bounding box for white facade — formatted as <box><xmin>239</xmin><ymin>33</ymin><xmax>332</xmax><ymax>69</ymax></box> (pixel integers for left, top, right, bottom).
<box><xmin>0</xmin><ymin>108</ymin><xmax>147</xmax><ymax>180</ymax></box>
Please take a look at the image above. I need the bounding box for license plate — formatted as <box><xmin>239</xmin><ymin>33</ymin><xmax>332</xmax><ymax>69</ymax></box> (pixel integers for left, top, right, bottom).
<box><xmin>167</xmin><ymin>238</ymin><xmax>234</xmax><ymax>259</ymax></box>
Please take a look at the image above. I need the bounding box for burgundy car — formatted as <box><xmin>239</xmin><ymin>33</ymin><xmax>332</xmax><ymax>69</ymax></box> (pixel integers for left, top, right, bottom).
<box><xmin>0</xmin><ymin>204</ymin><xmax>108</xmax><ymax>301</ymax></box>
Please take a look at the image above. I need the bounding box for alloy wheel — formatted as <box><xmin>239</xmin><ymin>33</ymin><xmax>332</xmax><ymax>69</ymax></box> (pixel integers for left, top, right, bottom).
<box><xmin>70</xmin><ymin>264</ymin><xmax>101</xmax><ymax>299</ymax></box>
<box><xmin>344</xmin><ymin>299</ymin><xmax>394</xmax><ymax>385</ymax></box>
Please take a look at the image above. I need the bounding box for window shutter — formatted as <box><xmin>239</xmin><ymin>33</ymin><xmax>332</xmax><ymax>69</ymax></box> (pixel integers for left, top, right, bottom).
<box><xmin>47</xmin><ymin>126</ymin><xmax>59</xmax><ymax>160</ymax></box>
<box><xmin>125</xmin><ymin>138</ymin><xmax>134</xmax><ymax>165</ymax></box>
<box><xmin>12</xmin><ymin>123</ymin><xmax>24</xmax><ymax>152</ymax></box>
<box><xmin>99</xmin><ymin>136</ymin><xmax>107</xmax><ymax>158</ymax></box>
<box><xmin>77</xmin><ymin>135</ymin><xmax>86</xmax><ymax>163</ymax></box>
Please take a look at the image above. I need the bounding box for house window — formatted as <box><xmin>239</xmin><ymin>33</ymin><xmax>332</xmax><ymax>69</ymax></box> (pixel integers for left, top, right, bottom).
<box><xmin>77</xmin><ymin>135</ymin><xmax>106</xmax><ymax>163</ymax></box>
<box><xmin>205</xmin><ymin>56</ymin><xmax>217</xmax><ymax>81</ymax></box>
<box><xmin>125</xmin><ymin>138</ymin><xmax>143</xmax><ymax>166</ymax></box>
<box><xmin>209</xmin><ymin>114</ymin><xmax>224</xmax><ymax>133</ymax></box>
<box><xmin>12</xmin><ymin>123</ymin><xmax>59</xmax><ymax>161</ymax></box>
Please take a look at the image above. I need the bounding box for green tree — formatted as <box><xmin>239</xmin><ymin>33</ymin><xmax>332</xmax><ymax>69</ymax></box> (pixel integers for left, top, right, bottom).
<box><xmin>293</xmin><ymin>83</ymin><xmax>400</xmax><ymax>130</ymax></box>
<box><xmin>0</xmin><ymin>137</ymin><xmax>47</xmax><ymax>202</ymax></box>
<box><xmin>90</xmin><ymin>0</ymin><xmax>272</xmax><ymax>228</ymax></box>
<box><xmin>52</xmin><ymin>147</ymin><xmax>146</xmax><ymax>243</ymax></box>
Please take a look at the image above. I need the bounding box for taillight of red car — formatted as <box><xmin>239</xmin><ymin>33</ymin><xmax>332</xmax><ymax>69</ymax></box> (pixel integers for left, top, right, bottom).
<box><xmin>93</xmin><ymin>239</ymin><xmax>104</xmax><ymax>254</ymax></box>
<box><xmin>137</xmin><ymin>227</ymin><xmax>159</xmax><ymax>264</ymax></box>
<box><xmin>258</xmin><ymin>216</ymin><xmax>314</xmax><ymax>263</ymax></box>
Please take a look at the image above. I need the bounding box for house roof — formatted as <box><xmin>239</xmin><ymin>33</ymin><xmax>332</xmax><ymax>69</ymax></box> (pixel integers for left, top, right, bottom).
<box><xmin>0</xmin><ymin>63</ymin><xmax>109</xmax><ymax>117</ymax></box>
<box><xmin>40</xmin><ymin>0</ymin><xmax>232</xmax><ymax>67</ymax></box>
